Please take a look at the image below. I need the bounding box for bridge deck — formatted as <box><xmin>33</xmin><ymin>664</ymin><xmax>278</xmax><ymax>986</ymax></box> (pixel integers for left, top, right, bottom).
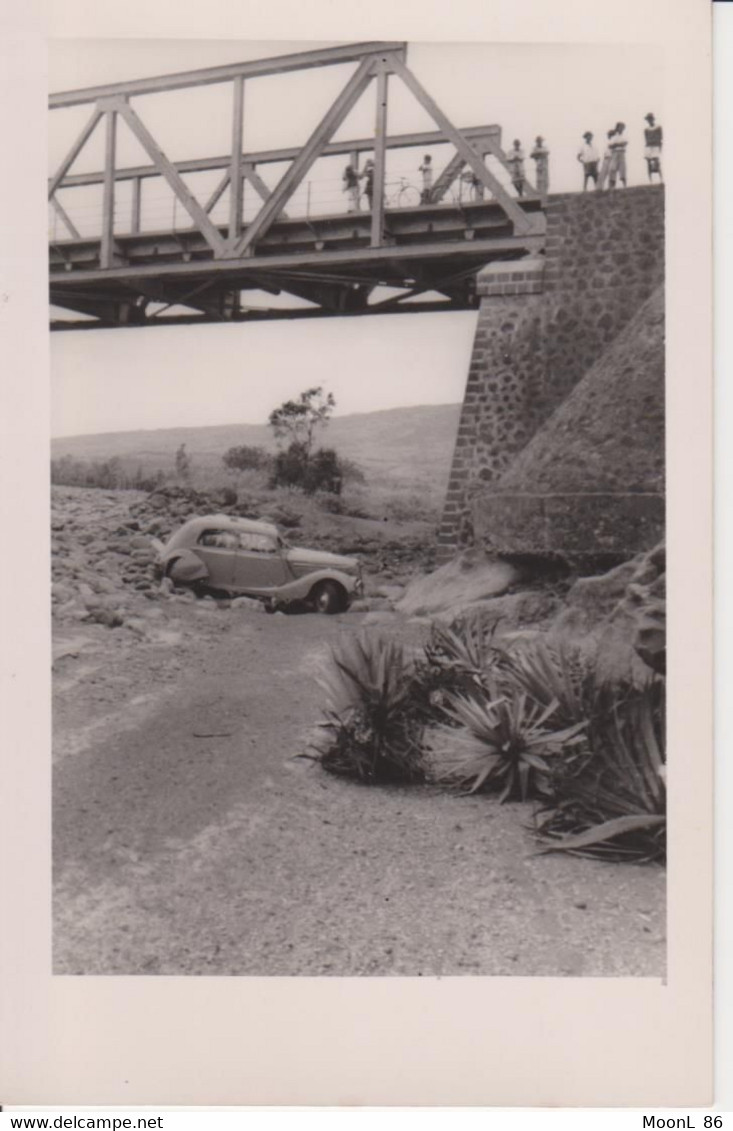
<box><xmin>50</xmin><ymin>199</ymin><xmax>545</xmax><ymax>327</ymax></box>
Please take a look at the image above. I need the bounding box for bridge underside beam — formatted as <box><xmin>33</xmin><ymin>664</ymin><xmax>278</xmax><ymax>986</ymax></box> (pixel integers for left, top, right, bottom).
<box><xmin>50</xmin><ymin>295</ymin><xmax>479</xmax><ymax>331</ymax></box>
<box><xmin>50</xmin><ymin>231</ymin><xmax>544</xmax><ymax>328</ymax></box>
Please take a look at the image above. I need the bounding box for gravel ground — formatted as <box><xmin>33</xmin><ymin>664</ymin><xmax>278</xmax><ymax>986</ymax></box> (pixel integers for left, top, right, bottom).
<box><xmin>53</xmin><ymin>602</ymin><xmax>665</xmax><ymax>978</ymax></box>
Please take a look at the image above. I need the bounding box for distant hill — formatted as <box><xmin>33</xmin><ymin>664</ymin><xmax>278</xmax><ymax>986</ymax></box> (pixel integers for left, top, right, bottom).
<box><xmin>51</xmin><ymin>404</ymin><xmax>462</xmax><ymax>491</ymax></box>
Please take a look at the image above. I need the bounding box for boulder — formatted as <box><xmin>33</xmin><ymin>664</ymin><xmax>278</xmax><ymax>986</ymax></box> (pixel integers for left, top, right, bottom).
<box><xmin>124</xmin><ymin>617</ymin><xmax>150</xmax><ymax>637</ymax></box>
<box><xmin>362</xmin><ymin>611</ymin><xmax>398</xmax><ymax>625</ymax></box>
<box><xmin>445</xmin><ymin>588</ymin><xmax>561</xmax><ymax>629</ymax></box>
<box><xmin>371</xmin><ymin>584</ymin><xmax>406</xmax><ymax>601</ymax></box>
<box><xmin>231</xmin><ymin>596</ymin><xmax>264</xmax><ymax>612</ymax></box>
<box><xmin>548</xmin><ymin>542</ymin><xmax>665</xmax><ymax>683</ymax></box>
<box><xmin>396</xmin><ymin>549</ymin><xmax>520</xmax><ymax>618</ymax></box>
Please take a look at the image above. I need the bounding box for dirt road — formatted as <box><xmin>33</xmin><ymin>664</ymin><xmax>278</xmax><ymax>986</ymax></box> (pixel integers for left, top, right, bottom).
<box><xmin>53</xmin><ymin>598</ymin><xmax>665</xmax><ymax>977</ymax></box>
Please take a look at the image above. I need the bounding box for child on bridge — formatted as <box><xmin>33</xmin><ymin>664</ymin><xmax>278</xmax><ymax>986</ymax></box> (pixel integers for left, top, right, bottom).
<box><xmin>577</xmin><ymin>132</ymin><xmax>600</xmax><ymax>190</ymax></box>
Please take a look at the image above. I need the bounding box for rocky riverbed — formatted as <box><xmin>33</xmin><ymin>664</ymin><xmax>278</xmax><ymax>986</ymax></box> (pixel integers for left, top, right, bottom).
<box><xmin>52</xmin><ymin>485</ymin><xmax>665</xmax><ymax>977</ymax></box>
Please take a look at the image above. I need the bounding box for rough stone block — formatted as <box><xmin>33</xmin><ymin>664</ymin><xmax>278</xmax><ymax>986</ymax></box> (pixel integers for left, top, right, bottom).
<box><xmin>473</xmin><ymin>492</ymin><xmax>664</xmax><ymax>558</ymax></box>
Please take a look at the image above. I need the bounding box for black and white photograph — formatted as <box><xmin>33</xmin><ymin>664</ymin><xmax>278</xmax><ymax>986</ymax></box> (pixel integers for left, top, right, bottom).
<box><xmin>0</xmin><ymin>0</ymin><xmax>716</xmax><ymax>1109</ymax></box>
<box><xmin>48</xmin><ymin>38</ymin><xmax>668</xmax><ymax>978</ymax></box>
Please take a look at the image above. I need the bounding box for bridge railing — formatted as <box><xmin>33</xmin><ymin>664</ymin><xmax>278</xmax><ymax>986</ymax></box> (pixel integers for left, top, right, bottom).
<box><xmin>48</xmin><ymin>141</ymin><xmax>522</xmax><ymax>244</ymax></box>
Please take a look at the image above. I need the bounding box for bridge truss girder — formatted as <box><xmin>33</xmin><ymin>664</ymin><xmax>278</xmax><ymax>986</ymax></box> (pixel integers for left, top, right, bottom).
<box><xmin>49</xmin><ymin>40</ymin><xmax>545</xmax><ymax>329</ymax></box>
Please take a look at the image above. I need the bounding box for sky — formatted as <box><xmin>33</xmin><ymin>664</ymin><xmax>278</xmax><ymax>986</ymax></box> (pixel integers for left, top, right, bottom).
<box><xmin>49</xmin><ymin>39</ymin><xmax>664</xmax><ymax>437</ymax></box>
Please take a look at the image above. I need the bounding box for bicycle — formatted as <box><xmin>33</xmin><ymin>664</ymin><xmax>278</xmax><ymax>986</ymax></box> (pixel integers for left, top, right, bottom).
<box><xmin>383</xmin><ymin>178</ymin><xmax>421</xmax><ymax>208</ymax></box>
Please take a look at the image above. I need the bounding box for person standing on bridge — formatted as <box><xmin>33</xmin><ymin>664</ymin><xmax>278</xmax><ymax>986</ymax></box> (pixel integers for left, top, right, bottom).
<box><xmin>361</xmin><ymin>159</ymin><xmax>375</xmax><ymax>210</ymax></box>
<box><xmin>599</xmin><ymin>128</ymin><xmax>617</xmax><ymax>189</ymax></box>
<box><xmin>418</xmin><ymin>154</ymin><xmax>434</xmax><ymax>204</ymax></box>
<box><xmin>342</xmin><ymin>163</ymin><xmax>361</xmax><ymax>212</ymax></box>
<box><xmin>507</xmin><ymin>139</ymin><xmax>526</xmax><ymax>197</ymax></box>
<box><xmin>531</xmin><ymin>136</ymin><xmax>550</xmax><ymax>195</ymax></box>
<box><xmin>577</xmin><ymin>132</ymin><xmax>600</xmax><ymax>190</ymax></box>
<box><xmin>609</xmin><ymin>122</ymin><xmax>628</xmax><ymax>188</ymax></box>
<box><xmin>643</xmin><ymin>113</ymin><xmax>663</xmax><ymax>182</ymax></box>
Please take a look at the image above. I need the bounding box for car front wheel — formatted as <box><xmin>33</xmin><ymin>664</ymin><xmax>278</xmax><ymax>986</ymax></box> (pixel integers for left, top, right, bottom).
<box><xmin>311</xmin><ymin>580</ymin><xmax>345</xmax><ymax>615</ymax></box>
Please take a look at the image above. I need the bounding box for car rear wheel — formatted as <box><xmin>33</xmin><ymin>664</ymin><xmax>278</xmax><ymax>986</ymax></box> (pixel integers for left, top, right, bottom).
<box><xmin>311</xmin><ymin>580</ymin><xmax>345</xmax><ymax>615</ymax></box>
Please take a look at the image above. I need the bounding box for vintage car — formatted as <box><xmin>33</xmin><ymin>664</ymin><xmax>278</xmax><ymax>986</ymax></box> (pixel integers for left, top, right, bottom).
<box><xmin>154</xmin><ymin>514</ymin><xmax>362</xmax><ymax>613</ymax></box>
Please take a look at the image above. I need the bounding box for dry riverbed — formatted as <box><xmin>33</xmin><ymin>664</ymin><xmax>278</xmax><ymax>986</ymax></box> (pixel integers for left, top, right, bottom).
<box><xmin>52</xmin><ymin>487</ymin><xmax>665</xmax><ymax>977</ymax></box>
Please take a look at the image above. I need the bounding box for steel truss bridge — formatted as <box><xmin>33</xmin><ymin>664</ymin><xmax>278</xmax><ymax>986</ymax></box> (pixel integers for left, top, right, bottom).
<box><xmin>48</xmin><ymin>41</ymin><xmax>546</xmax><ymax>330</ymax></box>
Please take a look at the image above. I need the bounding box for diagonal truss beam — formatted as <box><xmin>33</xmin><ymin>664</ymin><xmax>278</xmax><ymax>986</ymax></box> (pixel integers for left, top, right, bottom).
<box><xmin>48</xmin><ymin>107</ymin><xmax>103</xmax><ymax>199</ymax></box>
<box><xmin>204</xmin><ymin>171</ymin><xmax>231</xmax><ymax>214</ymax></box>
<box><xmin>231</xmin><ymin>56</ymin><xmax>376</xmax><ymax>258</ymax></box>
<box><xmin>107</xmin><ymin>97</ymin><xmax>228</xmax><ymax>257</ymax></box>
<box><xmin>50</xmin><ymin>197</ymin><xmax>80</xmax><ymax>239</ymax></box>
<box><xmin>431</xmin><ymin>151</ymin><xmax>471</xmax><ymax>203</ymax></box>
<box><xmin>242</xmin><ymin>164</ymin><xmax>288</xmax><ymax>220</ymax></box>
<box><xmin>122</xmin><ymin>278</ymin><xmax>230</xmax><ymax>321</ymax></box>
<box><xmin>386</xmin><ymin>53</ymin><xmax>532</xmax><ymax>234</ymax></box>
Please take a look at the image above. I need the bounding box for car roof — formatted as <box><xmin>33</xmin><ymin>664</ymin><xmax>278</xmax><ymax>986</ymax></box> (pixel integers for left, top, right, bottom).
<box><xmin>181</xmin><ymin>514</ymin><xmax>280</xmax><ymax>538</ymax></box>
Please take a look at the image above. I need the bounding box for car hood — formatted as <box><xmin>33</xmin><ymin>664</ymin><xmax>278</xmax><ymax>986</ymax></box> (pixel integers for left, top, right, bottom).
<box><xmin>285</xmin><ymin>546</ymin><xmax>359</xmax><ymax>573</ymax></box>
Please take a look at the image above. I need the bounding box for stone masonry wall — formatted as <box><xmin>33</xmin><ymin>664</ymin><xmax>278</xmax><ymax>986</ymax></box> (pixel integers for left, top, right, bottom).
<box><xmin>437</xmin><ymin>185</ymin><xmax>664</xmax><ymax>558</ymax></box>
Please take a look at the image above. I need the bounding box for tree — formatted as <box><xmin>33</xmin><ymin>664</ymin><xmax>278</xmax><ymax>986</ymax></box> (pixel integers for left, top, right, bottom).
<box><xmin>268</xmin><ymin>386</ymin><xmax>335</xmax><ymax>457</ymax></box>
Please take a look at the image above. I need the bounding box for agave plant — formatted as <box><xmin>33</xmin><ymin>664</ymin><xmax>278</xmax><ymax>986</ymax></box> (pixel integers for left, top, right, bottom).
<box><xmin>307</xmin><ymin>632</ymin><xmax>427</xmax><ymax>784</ymax></box>
<box><xmin>415</xmin><ymin>613</ymin><xmax>503</xmax><ymax>721</ymax></box>
<box><xmin>429</xmin><ymin>680</ymin><xmax>587</xmax><ymax>802</ymax></box>
<box><xmin>535</xmin><ymin>678</ymin><xmax>666</xmax><ymax>861</ymax></box>
<box><xmin>499</xmin><ymin>635</ymin><xmax>593</xmax><ymax>730</ymax></box>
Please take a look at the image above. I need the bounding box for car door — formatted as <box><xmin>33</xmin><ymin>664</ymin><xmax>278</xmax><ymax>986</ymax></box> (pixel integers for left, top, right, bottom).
<box><xmin>193</xmin><ymin>528</ymin><xmax>239</xmax><ymax>589</ymax></box>
<box><xmin>231</xmin><ymin>531</ymin><xmax>289</xmax><ymax>593</ymax></box>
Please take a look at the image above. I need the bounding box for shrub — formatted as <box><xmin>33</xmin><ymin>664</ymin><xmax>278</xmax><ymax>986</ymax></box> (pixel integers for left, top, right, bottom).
<box><xmin>337</xmin><ymin>457</ymin><xmax>367</xmax><ymax>487</ymax></box>
<box><xmin>500</xmin><ymin>635</ymin><xmax>593</xmax><ymax>730</ymax></box>
<box><xmin>414</xmin><ymin>613</ymin><xmax>504</xmax><ymax>719</ymax></box>
<box><xmin>174</xmin><ymin>443</ymin><xmax>191</xmax><ymax>483</ymax></box>
<box><xmin>305</xmin><ymin>633</ymin><xmax>428</xmax><ymax>784</ymax></box>
<box><xmin>268</xmin><ymin>441</ymin><xmax>310</xmax><ymax>490</ymax></box>
<box><xmin>304</xmin><ymin>612</ymin><xmax>666</xmax><ymax>865</ymax></box>
<box><xmin>306</xmin><ymin>447</ymin><xmax>343</xmax><ymax>495</ymax></box>
<box><xmin>535</xmin><ymin>678</ymin><xmax>666</xmax><ymax>862</ymax></box>
<box><xmin>268</xmin><ymin>441</ymin><xmax>349</xmax><ymax>495</ymax></box>
<box><xmin>51</xmin><ymin>456</ymin><xmax>165</xmax><ymax>492</ymax></box>
<box><xmin>222</xmin><ymin>445</ymin><xmax>272</xmax><ymax>473</ymax></box>
<box><xmin>429</xmin><ymin>680</ymin><xmax>586</xmax><ymax>802</ymax></box>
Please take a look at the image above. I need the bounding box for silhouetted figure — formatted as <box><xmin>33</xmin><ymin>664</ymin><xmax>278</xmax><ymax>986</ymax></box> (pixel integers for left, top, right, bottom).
<box><xmin>577</xmin><ymin>131</ymin><xmax>600</xmax><ymax>190</ymax></box>
<box><xmin>643</xmin><ymin>113</ymin><xmax>663</xmax><ymax>182</ymax></box>
<box><xmin>418</xmin><ymin>154</ymin><xmax>433</xmax><ymax>203</ymax></box>
<box><xmin>459</xmin><ymin>169</ymin><xmax>484</xmax><ymax>201</ymax></box>
<box><xmin>361</xmin><ymin>159</ymin><xmax>374</xmax><ymax>209</ymax></box>
<box><xmin>609</xmin><ymin>121</ymin><xmax>628</xmax><ymax>188</ymax></box>
<box><xmin>599</xmin><ymin>129</ymin><xmax>616</xmax><ymax>190</ymax></box>
<box><xmin>531</xmin><ymin>135</ymin><xmax>550</xmax><ymax>195</ymax></box>
<box><xmin>506</xmin><ymin>139</ymin><xmax>526</xmax><ymax>197</ymax></box>
<box><xmin>342</xmin><ymin>163</ymin><xmax>360</xmax><ymax>212</ymax></box>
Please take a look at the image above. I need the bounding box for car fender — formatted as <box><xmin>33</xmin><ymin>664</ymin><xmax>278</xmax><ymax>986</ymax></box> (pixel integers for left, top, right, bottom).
<box><xmin>163</xmin><ymin>550</ymin><xmax>210</xmax><ymax>584</ymax></box>
<box><xmin>277</xmin><ymin>568</ymin><xmax>358</xmax><ymax>603</ymax></box>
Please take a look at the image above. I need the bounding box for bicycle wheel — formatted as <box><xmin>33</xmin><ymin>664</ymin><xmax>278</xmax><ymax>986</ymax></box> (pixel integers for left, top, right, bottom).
<box><xmin>398</xmin><ymin>184</ymin><xmax>421</xmax><ymax>208</ymax></box>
